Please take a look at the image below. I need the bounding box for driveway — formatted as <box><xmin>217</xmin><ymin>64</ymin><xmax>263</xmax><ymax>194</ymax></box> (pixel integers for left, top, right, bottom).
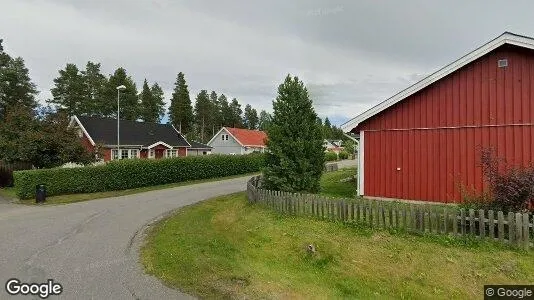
<box><xmin>0</xmin><ymin>176</ymin><xmax>251</xmax><ymax>299</ymax></box>
<box><xmin>329</xmin><ymin>158</ymin><xmax>357</xmax><ymax>169</ymax></box>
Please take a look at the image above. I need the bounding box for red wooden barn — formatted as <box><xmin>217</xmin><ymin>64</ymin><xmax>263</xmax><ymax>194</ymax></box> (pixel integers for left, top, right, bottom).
<box><xmin>342</xmin><ymin>32</ymin><xmax>534</xmax><ymax>203</ymax></box>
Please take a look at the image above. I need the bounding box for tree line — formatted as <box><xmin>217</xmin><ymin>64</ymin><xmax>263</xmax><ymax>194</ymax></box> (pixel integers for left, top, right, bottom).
<box><xmin>46</xmin><ymin>63</ymin><xmax>273</xmax><ymax>143</ymax></box>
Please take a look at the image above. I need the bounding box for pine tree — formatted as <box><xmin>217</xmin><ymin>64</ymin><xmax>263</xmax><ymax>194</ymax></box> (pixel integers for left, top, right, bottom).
<box><xmin>258</xmin><ymin>110</ymin><xmax>272</xmax><ymax>131</ymax></box>
<box><xmin>217</xmin><ymin>94</ymin><xmax>231</xmax><ymax>127</ymax></box>
<box><xmin>169</xmin><ymin>72</ymin><xmax>194</xmax><ymax>133</ymax></box>
<box><xmin>82</xmin><ymin>61</ymin><xmax>107</xmax><ymax>116</ymax></box>
<box><xmin>194</xmin><ymin>90</ymin><xmax>211</xmax><ymax>142</ymax></box>
<box><xmin>105</xmin><ymin>68</ymin><xmax>138</xmax><ymax>120</ymax></box>
<box><xmin>229</xmin><ymin>98</ymin><xmax>243</xmax><ymax>128</ymax></box>
<box><xmin>0</xmin><ymin>42</ymin><xmax>38</xmax><ymax>119</ymax></box>
<box><xmin>244</xmin><ymin>104</ymin><xmax>259</xmax><ymax>129</ymax></box>
<box><xmin>263</xmin><ymin>75</ymin><xmax>324</xmax><ymax>193</ymax></box>
<box><xmin>48</xmin><ymin>63</ymin><xmax>86</xmax><ymax>117</ymax></box>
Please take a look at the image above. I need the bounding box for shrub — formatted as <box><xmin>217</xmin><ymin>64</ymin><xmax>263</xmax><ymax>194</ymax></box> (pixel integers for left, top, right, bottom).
<box><xmin>462</xmin><ymin>148</ymin><xmax>534</xmax><ymax>212</ymax></box>
<box><xmin>338</xmin><ymin>151</ymin><xmax>349</xmax><ymax>160</ymax></box>
<box><xmin>325</xmin><ymin>152</ymin><xmax>338</xmax><ymax>162</ymax></box>
<box><xmin>13</xmin><ymin>154</ymin><xmax>265</xmax><ymax>199</ymax></box>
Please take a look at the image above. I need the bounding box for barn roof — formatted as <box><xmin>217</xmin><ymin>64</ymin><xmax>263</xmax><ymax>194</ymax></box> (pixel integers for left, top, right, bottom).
<box><xmin>341</xmin><ymin>32</ymin><xmax>534</xmax><ymax>133</ymax></box>
<box><xmin>72</xmin><ymin>115</ymin><xmax>191</xmax><ymax>147</ymax></box>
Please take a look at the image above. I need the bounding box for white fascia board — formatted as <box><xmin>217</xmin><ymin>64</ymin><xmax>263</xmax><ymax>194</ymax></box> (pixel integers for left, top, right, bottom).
<box><xmin>341</xmin><ymin>32</ymin><xmax>534</xmax><ymax>133</ymax></box>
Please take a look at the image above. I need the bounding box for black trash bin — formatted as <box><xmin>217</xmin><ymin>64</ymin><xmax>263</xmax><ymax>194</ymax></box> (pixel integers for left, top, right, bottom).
<box><xmin>36</xmin><ymin>184</ymin><xmax>46</xmax><ymax>203</ymax></box>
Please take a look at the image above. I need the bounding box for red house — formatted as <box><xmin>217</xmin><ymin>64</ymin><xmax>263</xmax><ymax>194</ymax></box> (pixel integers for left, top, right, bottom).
<box><xmin>69</xmin><ymin>116</ymin><xmax>210</xmax><ymax>161</ymax></box>
<box><xmin>342</xmin><ymin>32</ymin><xmax>534</xmax><ymax>203</ymax></box>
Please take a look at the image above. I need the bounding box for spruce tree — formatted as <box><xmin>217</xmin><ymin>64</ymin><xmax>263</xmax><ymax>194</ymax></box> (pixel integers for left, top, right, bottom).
<box><xmin>193</xmin><ymin>90</ymin><xmax>211</xmax><ymax>142</ymax></box>
<box><xmin>139</xmin><ymin>79</ymin><xmax>153</xmax><ymax>121</ymax></box>
<box><xmin>82</xmin><ymin>61</ymin><xmax>107</xmax><ymax>116</ymax></box>
<box><xmin>105</xmin><ymin>68</ymin><xmax>138</xmax><ymax>120</ymax></box>
<box><xmin>48</xmin><ymin>63</ymin><xmax>86</xmax><ymax>117</ymax></box>
<box><xmin>169</xmin><ymin>72</ymin><xmax>194</xmax><ymax>133</ymax></box>
<box><xmin>149</xmin><ymin>82</ymin><xmax>165</xmax><ymax>122</ymax></box>
<box><xmin>263</xmin><ymin>75</ymin><xmax>325</xmax><ymax>193</ymax></box>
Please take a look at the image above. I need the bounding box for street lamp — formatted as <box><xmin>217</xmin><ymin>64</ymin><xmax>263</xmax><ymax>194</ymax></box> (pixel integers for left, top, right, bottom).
<box><xmin>116</xmin><ymin>85</ymin><xmax>126</xmax><ymax>160</ymax></box>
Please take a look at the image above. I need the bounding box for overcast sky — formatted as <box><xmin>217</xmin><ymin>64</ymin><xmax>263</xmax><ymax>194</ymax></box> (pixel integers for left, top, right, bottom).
<box><xmin>2</xmin><ymin>0</ymin><xmax>534</xmax><ymax>126</ymax></box>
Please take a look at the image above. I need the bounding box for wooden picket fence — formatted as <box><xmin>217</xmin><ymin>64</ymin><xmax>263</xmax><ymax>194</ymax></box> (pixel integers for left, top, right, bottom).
<box><xmin>247</xmin><ymin>176</ymin><xmax>534</xmax><ymax>250</ymax></box>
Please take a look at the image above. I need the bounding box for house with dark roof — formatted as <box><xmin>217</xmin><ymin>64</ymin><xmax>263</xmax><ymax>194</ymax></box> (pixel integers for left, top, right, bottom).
<box><xmin>207</xmin><ymin>127</ymin><xmax>267</xmax><ymax>155</ymax></box>
<box><xmin>69</xmin><ymin>116</ymin><xmax>212</xmax><ymax>161</ymax></box>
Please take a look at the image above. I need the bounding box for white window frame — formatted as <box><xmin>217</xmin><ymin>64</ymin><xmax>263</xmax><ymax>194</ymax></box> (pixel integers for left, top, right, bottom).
<box><xmin>112</xmin><ymin>149</ymin><xmax>119</xmax><ymax>160</ymax></box>
<box><xmin>165</xmin><ymin>149</ymin><xmax>178</xmax><ymax>158</ymax></box>
<box><xmin>148</xmin><ymin>149</ymin><xmax>155</xmax><ymax>159</ymax></box>
<box><xmin>112</xmin><ymin>149</ymin><xmax>141</xmax><ymax>160</ymax></box>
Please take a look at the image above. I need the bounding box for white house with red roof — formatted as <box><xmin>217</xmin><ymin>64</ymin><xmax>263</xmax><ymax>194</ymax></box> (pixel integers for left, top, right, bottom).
<box><xmin>207</xmin><ymin>127</ymin><xmax>267</xmax><ymax>155</ymax></box>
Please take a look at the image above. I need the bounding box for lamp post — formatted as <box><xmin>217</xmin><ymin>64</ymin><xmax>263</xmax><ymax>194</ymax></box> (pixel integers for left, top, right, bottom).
<box><xmin>116</xmin><ymin>85</ymin><xmax>126</xmax><ymax>159</ymax></box>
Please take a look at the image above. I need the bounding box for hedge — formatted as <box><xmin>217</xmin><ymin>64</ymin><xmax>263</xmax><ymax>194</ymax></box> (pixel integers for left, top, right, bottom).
<box><xmin>325</xmin><ymin>152</ymin><xmax>338</xmax><ymax>162</ymax></box>
<box><xmin>338</xmin><ymin>151</ymin><xmax>349</xmax><ymax>160</ymax></box>
<box><xmin>14</xmin><ymin>154</ymin><xmax>265</xmax><ymax>199</ymax></box>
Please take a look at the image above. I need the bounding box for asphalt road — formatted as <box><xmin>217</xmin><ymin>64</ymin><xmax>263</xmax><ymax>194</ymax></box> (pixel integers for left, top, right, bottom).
<box><xmin>0</xmin><ymin>159</ymin><xmax>357</xmax><ymax>300</ymax></box>
<box><xmin>0</xmin><ymin>176</ymin><xmax>252</xmax><ymax>300</ymax></box>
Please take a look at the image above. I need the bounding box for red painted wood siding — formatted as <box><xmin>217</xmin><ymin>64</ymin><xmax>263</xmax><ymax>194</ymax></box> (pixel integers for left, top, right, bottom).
<box><xmin>358</xmin><ymin>45</ymin><xmax>534</xmax><ymax>203</ymax></box>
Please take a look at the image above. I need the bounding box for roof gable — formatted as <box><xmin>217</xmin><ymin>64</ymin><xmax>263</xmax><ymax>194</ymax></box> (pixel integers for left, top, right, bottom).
<box><xmin>341</xmin><ymin>32</ymin><xmax>534</xmax><ymax>132</ymax></box>
<box><xmin>225</xmin><ymin>127</ymin><xmax>267</xmax><ymax>147</ymax></box>
<box><xmin>74</xmin><ymin>116</ymin><xmax>190</xmax><ymax>147</ymax></box>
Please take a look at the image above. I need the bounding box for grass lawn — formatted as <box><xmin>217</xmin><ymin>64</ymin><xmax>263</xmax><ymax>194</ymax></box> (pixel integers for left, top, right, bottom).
<box><xmin>0</xmin><ymin>172</ymin><xmax>259</xmax><ymax>205</ymax></box>
<box><xmin>320</xmin><ymin>167</ymin><xmax>357</xmax><ymax>198</ymax></box>
<box><xmin>141</xmin><ymin>192</ymin><xmax>534</xmax><ymax>299</ymax></box>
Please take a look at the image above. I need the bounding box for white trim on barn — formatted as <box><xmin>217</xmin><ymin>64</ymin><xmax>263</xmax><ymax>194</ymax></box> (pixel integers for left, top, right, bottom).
<box><xmin>341</xmin><ymin>32</ymin><xmax>534</xmax><ymax>133</ymax></box>
<box><xmin>358</xmin><ymin>131</ymin><xmax>364</xmax><ymax>196</ymax></box>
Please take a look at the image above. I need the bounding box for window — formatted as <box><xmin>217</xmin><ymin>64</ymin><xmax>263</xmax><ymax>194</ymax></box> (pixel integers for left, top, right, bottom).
<box><xmin>165</xmin><ymin>149</ymin><xmax>178</xmax><ymax>158</ymax></box>
<box><xmin>112</xmin><ymin>149</ymin><xmax>119</xmax><ymax>160</ymax></box>
<box><xmin>148</xmin><ymin>149</ymin><xmax>155</xmax><ymax>159</ymax></box>
<box><xmin>221</xmin><ymin>134</ymin><xmax>229</xmax><ymax>141</ymax></box>
<box><xmin>202</xmin><ymin>151</ymin><xmax>207</xmax><ymax>155</ymax></box>
<box><xmin>112</xmin><ymin>149</ymin><xmax>139</xmax><ymax>160</ymax></box>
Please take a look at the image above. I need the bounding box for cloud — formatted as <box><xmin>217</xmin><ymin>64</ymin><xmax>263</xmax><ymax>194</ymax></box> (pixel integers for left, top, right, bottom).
<box><xmin>3</xmin><ymin>0</ymin><xmax>534</xmax><ymax>127</ymax></box>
